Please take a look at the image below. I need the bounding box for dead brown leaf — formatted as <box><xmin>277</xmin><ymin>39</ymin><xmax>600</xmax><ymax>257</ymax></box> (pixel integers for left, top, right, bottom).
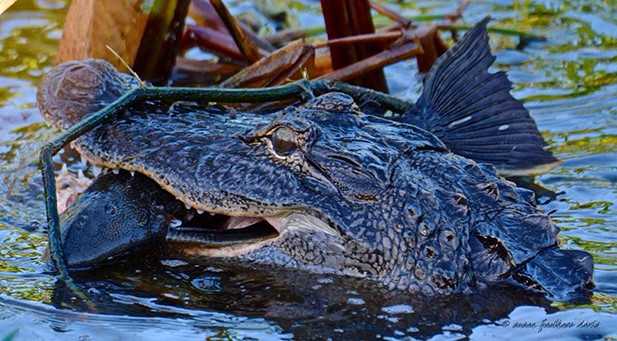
<box><xmin>221</xmin><ymin>40</ymin><xmax>314</xmax><ymax>88</ymax></box>
<box><xmin>209</xmin><ymin>0</ymin><xmax>263</xmax><ymax>63</ymax></box>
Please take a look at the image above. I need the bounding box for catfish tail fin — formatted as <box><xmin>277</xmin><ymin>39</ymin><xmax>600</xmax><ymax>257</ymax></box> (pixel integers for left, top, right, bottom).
<box><xmin>404</xmin><ymin>17</ymin><xmax>560</xmax><ymax>176</ymax></box>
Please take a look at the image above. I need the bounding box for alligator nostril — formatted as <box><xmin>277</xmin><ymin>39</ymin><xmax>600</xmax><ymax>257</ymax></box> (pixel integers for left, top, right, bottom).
<box><xmin>65</xmin><ymin>64</ymin><xmax>101</xmax><ymax>90</ymax></box>
<box><xmin>424</xmin><ymin>246</ymin><xmax>435</xmax><ymax>258</ymax></box>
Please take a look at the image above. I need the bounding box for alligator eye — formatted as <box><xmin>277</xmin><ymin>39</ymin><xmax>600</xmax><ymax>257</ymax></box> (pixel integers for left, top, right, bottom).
<box><xmin>271</xmin><ymin>126</ymin><xmax>297</xmax><ymax>156</ymax></box>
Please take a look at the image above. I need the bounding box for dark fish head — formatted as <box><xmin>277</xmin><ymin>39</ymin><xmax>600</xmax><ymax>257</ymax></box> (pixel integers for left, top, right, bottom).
<box><xmin>59</xmin><ymin>171</ymin><xmax>171</xmax><ymax>269</ymax></box>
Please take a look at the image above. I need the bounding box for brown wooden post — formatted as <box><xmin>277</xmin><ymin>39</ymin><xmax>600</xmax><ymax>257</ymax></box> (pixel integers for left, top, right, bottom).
<box><xmin>320</xmin><ymin>0</ymin><xmax>388</xmax><ymax>92</ymax></box>
<box><xmin>57</xmin><ymin>0</ymin><xmax>190</xmax><ymax>84</ymax></box>
<box><xmin>132</xmin><ymin>0</ymin><xmax>191</xmax><ymax>84</ymax></box>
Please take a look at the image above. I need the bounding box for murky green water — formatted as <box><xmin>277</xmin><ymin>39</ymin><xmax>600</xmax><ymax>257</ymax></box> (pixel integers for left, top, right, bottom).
<box><xmin>1</xmin><ymin>0</ymin><xmax>617</xmax><ymax>339</ymax></box>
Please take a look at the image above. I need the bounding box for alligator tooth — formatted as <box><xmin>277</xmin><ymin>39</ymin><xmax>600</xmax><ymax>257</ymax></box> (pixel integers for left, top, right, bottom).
<box><xmin>184</xmin><ymin>203</ymin><xmax>192</xmax><ymax>210</ymax></box>
<box><xmin>60</xmin><ymin>164</ymin><xmax>68</xmax><ymax>175</ymax></box>
<box><xmin>112</xmin><ymin>168</ymin><xmax>119</xmax><ymax>174</ymax></box>
<box><xmin>130</xmin><ymin>171</ymin><xmax>135</xmax><ymax>177</ymax></box>
<box><xmin>91</xmin><ymin>165</ymin><xmax>102</xmax><ymax>177</ymax></box>
<box><xmin>170</xmin><ymin>219</ymin><xmax>182</xmax><ymax>228</ymax></box>
<box><xmin>197</xmin><ymin>209</ymin><xmax>204</xmax><ymax>215</ymax></box>
<box><xmin>225</xmin><ymin>216</ymin><xmax>262</xmax><ymax>230</ymax></box>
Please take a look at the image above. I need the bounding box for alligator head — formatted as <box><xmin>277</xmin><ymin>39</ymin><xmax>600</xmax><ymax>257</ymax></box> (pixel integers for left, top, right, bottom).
<box><xmin>38</xmin><ymin>59</ymin><xmax>593</xmax><ymax>301</ymax></box>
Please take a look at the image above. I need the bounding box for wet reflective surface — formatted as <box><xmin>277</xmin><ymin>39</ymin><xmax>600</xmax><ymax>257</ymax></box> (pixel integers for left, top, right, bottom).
<box><xmin>1</xmin><ymin>0</ymin><xmax>617</xmax><ymax>339</ymax></box>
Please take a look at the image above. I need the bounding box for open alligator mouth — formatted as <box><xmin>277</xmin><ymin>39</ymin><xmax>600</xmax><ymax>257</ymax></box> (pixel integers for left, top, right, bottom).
<box><xmin>164</xmin><ymin>207</ymin><xmax>281</xmax><ymax>256</ymax></box>
<box><xmin>100</xmin><ymin>164</ymin><xmax>337</xmax><ymax>258</ymax></box>
<box><xmin>58</xmin><ymin>168</ymin><xmax>327</xmax><ymax>268</ymax></box>
<box><xmin>162</xmin><ymin>204</ymin><xmax>339</xmax><ymax>258</ymax></box>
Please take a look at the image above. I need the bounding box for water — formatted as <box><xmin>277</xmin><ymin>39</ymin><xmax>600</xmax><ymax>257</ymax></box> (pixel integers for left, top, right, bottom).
<box><xmin>1</xmin><ymin>0</ymin><xmax>617</xmax><ymax>339</ymax></box>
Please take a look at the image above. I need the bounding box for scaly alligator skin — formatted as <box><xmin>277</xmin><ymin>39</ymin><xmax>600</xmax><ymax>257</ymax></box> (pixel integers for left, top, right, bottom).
<box><xmin>37</xmin><ymin>21</ymin><xmax>593</xmax><ymax>301</ymax></box>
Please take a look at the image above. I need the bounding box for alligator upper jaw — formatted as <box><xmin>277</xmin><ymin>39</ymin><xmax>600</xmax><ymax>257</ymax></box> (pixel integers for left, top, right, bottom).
<box><xmin>164</xmin><ymin>205</ymin><xmax>336</xmax><ymax>258</ymax></box>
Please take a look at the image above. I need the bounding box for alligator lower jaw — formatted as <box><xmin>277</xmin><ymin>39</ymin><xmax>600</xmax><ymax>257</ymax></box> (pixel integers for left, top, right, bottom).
<box><xmin>165</xmin><ymin>212</ymin><xmax>280</xmax><ymax>257</ymax></box>
<box><xmin>164</xmin><ymin>206</ymin><xmax>335</xmax><ymax>258</ymax></box>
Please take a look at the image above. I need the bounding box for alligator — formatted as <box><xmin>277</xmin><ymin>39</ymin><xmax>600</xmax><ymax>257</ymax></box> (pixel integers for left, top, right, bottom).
<box><xmin>37</xmin><ymin>19</ymin><xmax>594</xmax><ymax>301</ymax></box>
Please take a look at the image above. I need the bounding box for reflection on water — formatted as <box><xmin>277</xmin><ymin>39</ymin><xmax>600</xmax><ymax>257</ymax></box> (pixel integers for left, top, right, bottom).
<box><xmin>0</xmin><ymin>258</ymin><xmax>557</xmax><ymax>340</ymax></box>
<box><xmin>0</xmin><ymin>0</ymin><xmax>617</xmax><ymax>339</ymax></box>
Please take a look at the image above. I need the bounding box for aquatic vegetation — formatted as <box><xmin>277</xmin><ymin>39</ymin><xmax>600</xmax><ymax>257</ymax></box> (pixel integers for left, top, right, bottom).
<box><xmin>0</xmin><ymin>0</ymin><xmax>616</xmax><ymax>339</ymax></box>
